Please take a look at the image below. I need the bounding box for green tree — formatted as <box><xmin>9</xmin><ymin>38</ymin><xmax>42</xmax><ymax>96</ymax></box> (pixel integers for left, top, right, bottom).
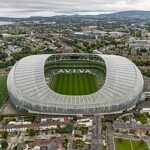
<box><xmin>0</xmin><ymin>114</ymin><xmax>4</xmax><ymax>121</ymax></box>
<box><xmin>27</xmin><ymin>129</ymin><xmax>38</xmax><ymax>136</ymax></box>
<box><xmin>79</xmin><ymin>126</ymin><xmax>88</xmax><ymax>134</ymax></box>
<box><xmin>51</xmin><ymin>127</ymin><xmax>54</xmax><ymax>134</ymax></box>
<box><xmin>130</xmin><ymin>129</ymin><xmax>136</xmax><ymax>134</ymax></box>
<box><xmin>2</xmin><ymin>131</ymin><xmax>8</xmax><ymax>139</ymax></box>
<box><xmin>102</xmin><ymin>123</ymin><xmax>107</xmax><ymax>131</ymax></box>
<box><xmin>65</xmin><ymin>123</ymin><xmax>74</xmax><ymax>133</ymax></box>
<box><xmin>122</xmin><ymin>116</ymin><xmax>128</xmax><ymax>122</ymax></box>
<box><xmin>73</xmin><ymin>139</ymin><xmax>85</xmax><ymax>149</ymax></box>
<box><xmin>146</xmin><ymin>131</ymin><xmax>150</xmax><ymax>136</ymax></box>
<box><xmin>1</xmin><ymin>140</ymin><xmax>8</xmax><ymax>150</ymax></box>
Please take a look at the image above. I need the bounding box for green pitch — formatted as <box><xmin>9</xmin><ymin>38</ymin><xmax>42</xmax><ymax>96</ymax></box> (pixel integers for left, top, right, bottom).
<box><xmin>115</xmin><ymin>138</ymin><xmax>149</xmax><ymax>150</ymax></box>
<box><xmin>51</xmin><ymin>73</ymin><xmax>98</xmax><ymax>95</ymax></box>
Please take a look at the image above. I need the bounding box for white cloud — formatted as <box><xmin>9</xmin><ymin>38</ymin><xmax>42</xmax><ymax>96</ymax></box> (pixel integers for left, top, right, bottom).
<box><xmin>0</xmin><ymin>0</ymin><xmax>149</xmax><ymax>17</ymax></box>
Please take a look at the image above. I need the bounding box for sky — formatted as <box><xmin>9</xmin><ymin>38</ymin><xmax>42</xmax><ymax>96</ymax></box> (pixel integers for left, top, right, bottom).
<box><xmin>0</xmin><ymin>0</ymin><xmax>150</xmax><ymax>17</ymax></box>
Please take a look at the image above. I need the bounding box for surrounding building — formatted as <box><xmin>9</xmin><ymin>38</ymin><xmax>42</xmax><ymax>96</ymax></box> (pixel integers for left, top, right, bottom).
<box><xmin>129</xmin><ymin>39</ymin><xmax>150</xmax><ymax>50</ymax></box>
<box><xmin>73</xmin><ymin>31</ymin><xmax>126</xmax><ymax>39</ymax></box>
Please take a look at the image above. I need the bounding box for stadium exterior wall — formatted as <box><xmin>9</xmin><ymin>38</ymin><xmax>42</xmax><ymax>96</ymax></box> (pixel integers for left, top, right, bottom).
<box><xmin>7</xmin><ymin>54</ymin><xmax>144</xmax><ymax>115</ymax></box>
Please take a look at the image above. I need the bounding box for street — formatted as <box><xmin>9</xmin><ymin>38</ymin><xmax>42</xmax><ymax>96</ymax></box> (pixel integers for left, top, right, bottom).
<box><xmin>107</xmin><ymin>122</ymin><xmax>115</xmax><ymax>150</ymax></box>
<box><xmin>91</xmin><ymin>116</ymin><xmax>102</xmax><ymax>150</ymax></box>
<box><xmin>114</xmin><ymin>122</ymin><xmax>150</xmax><ymax>130</ymax></box>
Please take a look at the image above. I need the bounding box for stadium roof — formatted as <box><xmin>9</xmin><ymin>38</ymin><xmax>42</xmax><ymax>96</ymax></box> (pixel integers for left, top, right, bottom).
<box><xmin>7</xmin><ymin>54</ymin><xmax>144</xmax><ymax>114</ymax></box>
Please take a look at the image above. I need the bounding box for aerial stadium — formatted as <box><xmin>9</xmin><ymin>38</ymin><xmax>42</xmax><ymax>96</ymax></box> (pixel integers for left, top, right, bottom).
<box><xmin>7</xmin><ymin>53</ymin><xmax>144</xmax><ymax>115</ymax></box>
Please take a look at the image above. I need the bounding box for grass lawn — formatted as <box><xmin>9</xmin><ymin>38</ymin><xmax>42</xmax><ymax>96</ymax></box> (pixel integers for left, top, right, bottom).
<box><xmin>115</xmin><ymin>138</ymin><xmax>131</xmax><ymax>150</ymax></box>
<box><xmin>51</xmin><ymin>73</ymin><xmax>98</xmax><ymax>95</ymax></box>
<box><xmin>132</xmin><ymin>140</ymin><xmax>149</xmax><ymax>150</ymax></box>
<box><xmin>3</xmin><ymin>33</ymin><xmax>26</xmax><ymax>38</ymax></box>
<box><xmin>115</xmin><ymin>138</ymin><xmax>149</xmax><ymax>150</ymax></box>
<box><xmin>0</xmin><ymin>76</ymin><xmax>7</xmax><ymax>108</ymax></box>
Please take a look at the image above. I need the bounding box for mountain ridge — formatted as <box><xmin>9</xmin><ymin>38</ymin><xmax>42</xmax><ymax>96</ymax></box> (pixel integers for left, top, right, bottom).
<box><xmin>0</xmin><ymin>10</ymin><xmax>150</xmax><ymax>21</ymax></box>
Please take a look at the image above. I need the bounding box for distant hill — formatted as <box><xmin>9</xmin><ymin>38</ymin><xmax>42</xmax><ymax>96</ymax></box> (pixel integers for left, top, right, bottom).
<box><xmin>0</xmin><ymin>10</ymin><xmax>150</xmax><ymax>22</ymax></box>
<box><xmin>100</xmin><ymin>10</ymin><xmax>150</xmax><ymax>18</ymax></box>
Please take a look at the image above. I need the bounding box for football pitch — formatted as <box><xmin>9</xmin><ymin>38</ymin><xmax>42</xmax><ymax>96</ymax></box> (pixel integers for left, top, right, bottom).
<box><xmin>115</xmin><ymin>138</ymin><xmax>149</xmax><ymax>150</ymax></box>
<box><xmin>51</xmin><ymin>73</ymin><xmax>99</xmax><ymax>95</ymax></box>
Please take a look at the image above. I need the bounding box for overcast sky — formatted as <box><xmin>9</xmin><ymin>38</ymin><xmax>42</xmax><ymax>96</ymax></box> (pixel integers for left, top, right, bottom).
<box><xmin>0</xmin><ymin>0</ymin><xmax>150</xmax><ymax>17</ymax></box>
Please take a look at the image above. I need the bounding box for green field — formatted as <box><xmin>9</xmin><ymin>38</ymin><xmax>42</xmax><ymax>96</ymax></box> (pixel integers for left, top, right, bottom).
<box><xmin>115</xmin><ymin>138</ymin><xmax>149</xmax><ymax>150</ymax></box>
<box><xmin>132</xmin><ymin>140</ymin><xmax>149</xmax><ymax>150</ymax></box>
<box><xmin>3</xmin><ymin>33</ymin><xmax>26</xmax><ymax>38</ymax></box>
<box><xmin>51</xmin><ymin>73</ymin><xmax>98</xmax><ymax>95</ymax></box>
<box><xmin>115</xmin><ymin>138</ymin><xmax>131</xmax><ymax>150</ymax></box>
<box><xmin>0</xmin><ymin>76</ymin><xmax>7</xmax><ymax>108</ymax></box>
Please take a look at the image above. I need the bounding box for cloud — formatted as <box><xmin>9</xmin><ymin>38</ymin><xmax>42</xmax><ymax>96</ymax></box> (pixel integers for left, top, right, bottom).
<box><xmin>0</xmin><ymin>0</ymin><xmax>149</xmax><ymax>17</ymax></box>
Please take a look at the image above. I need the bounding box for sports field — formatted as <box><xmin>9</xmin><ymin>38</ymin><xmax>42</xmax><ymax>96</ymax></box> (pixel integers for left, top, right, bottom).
<box><xmin>51</xmin><ymin>73</ymin><xmax>98</xmax><ymax>95</ymax></box>
<box><xmin>115</xmin><ymin>138</ymin><xmax>149</xmax><ymax>150</ymax></box>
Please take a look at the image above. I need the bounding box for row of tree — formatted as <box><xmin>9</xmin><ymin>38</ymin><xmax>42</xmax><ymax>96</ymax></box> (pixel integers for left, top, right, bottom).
<box><xmin>133</xmin><ymin>60</ymin><xmax>150</xmax><ymax>66</ymax></box>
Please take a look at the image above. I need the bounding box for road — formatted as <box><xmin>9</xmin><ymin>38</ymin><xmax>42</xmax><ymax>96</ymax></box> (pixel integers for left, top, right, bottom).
<box><xmin>91</xmin><ymin>116</ymin><xmax>102</xmax><ymax>150</ymax></box>
<box><xmin>107</xmin><ymin>122</ymin><xmax>115</xmax><ymax>150</ymax></box>
<box><xmin>66</xmin><ymin>135</ymin><xmax>73</xmax><ymax>150</ymax></box>
<box><xmin>114</xmin><ymin>122</ymin><xmax>150</xmax><ymax>130</ymax></box>
<box><xmin>8</xmin><ymin>132</ymin><xmax>24</xmax><ymax>149</ymax></box>
<box><xmin>114</xmin><ymin>133</ymin><xmax>150</xmax><ymax>140</ymax></box>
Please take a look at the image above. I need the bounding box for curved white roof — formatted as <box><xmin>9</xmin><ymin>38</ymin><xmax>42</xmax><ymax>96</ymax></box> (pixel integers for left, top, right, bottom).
<box><xmin>7</xmin><ymin>54</ymin><xmax>144</xmax><ymax>114</ymax></box>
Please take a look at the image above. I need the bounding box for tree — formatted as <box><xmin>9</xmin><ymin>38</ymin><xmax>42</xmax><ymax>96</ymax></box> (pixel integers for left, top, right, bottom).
<box><xmin>63</xmin><ymin>138</ymin><xmax>68</xmax><ymax>149</ymax></box>
<box><xmin>0</xmin><ymin>62</ymin><xmax>5</xmax><ymax>68</ymax></box>
<box><xmin>146</xmin><ymin>131</ymin><xmax>150</xmax><ymax>136</ymax></box>
<box><xmin>79</xmin><ymin>126</ymin><xmax>88</xmax><ymax>135</ymax></box>
<box><xmin>130</xmin><ymin>129</ymin><xmax>136</xmax><ymax>134</ymax></box>
<box><xmin>27</xmin><ymin>129</ymin><xmax>38</xmax><ymax>136</ymax></box>
<box><xmin>0</xmin><ymin>114</ymin><xmax>4</xmax><ymax>121</ymax></box>
<box><xmin>73</xmin><ymin>139</ymin><xmax>85</xmax><ymax>149</ymax></box>
<box><xmin>65</xmin><ymin>123</ymin><xmax>74</xmax><ymax>133</ymax></box>
<box><xmin>51</xmin><ymin>127</ymin><xmax>54</xmax><ymax>134</ymax></box>
<box><xmin>122</xmin><ymin>116</ymin><xmax>128</xmax><ymax>122</ymax></box>
<box><xmin>140</xmin><ymin>48</ymin><xmax>147</xmax><ymax>53</ymax></box>
<box><xmin>112</xmin><ymin>115</ymin><xmax>117</xmax><ymax>121</ymax></box>
<box><xmin>2</xmin><ymin>131</ymin><xmax>8</xmax><ymax>139</ymax></box>
<box><xmin>102</xmin><ymin>123</ymin><xmax>107</xmax><ymax>131</ymax></box>
<box><xmin>0</xmin><ymin>52</ymin><xmax>8</xmax><ymax>59</ymax></box>
<box><xmin>1</xmin><ymin>140</ymin><xmax>8</xmax><ymax>150</ymax></box>
<box><xmin>45</xmin><ymin>129</ymin><xmax>48</xmax><ymax>135</ymax></box>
